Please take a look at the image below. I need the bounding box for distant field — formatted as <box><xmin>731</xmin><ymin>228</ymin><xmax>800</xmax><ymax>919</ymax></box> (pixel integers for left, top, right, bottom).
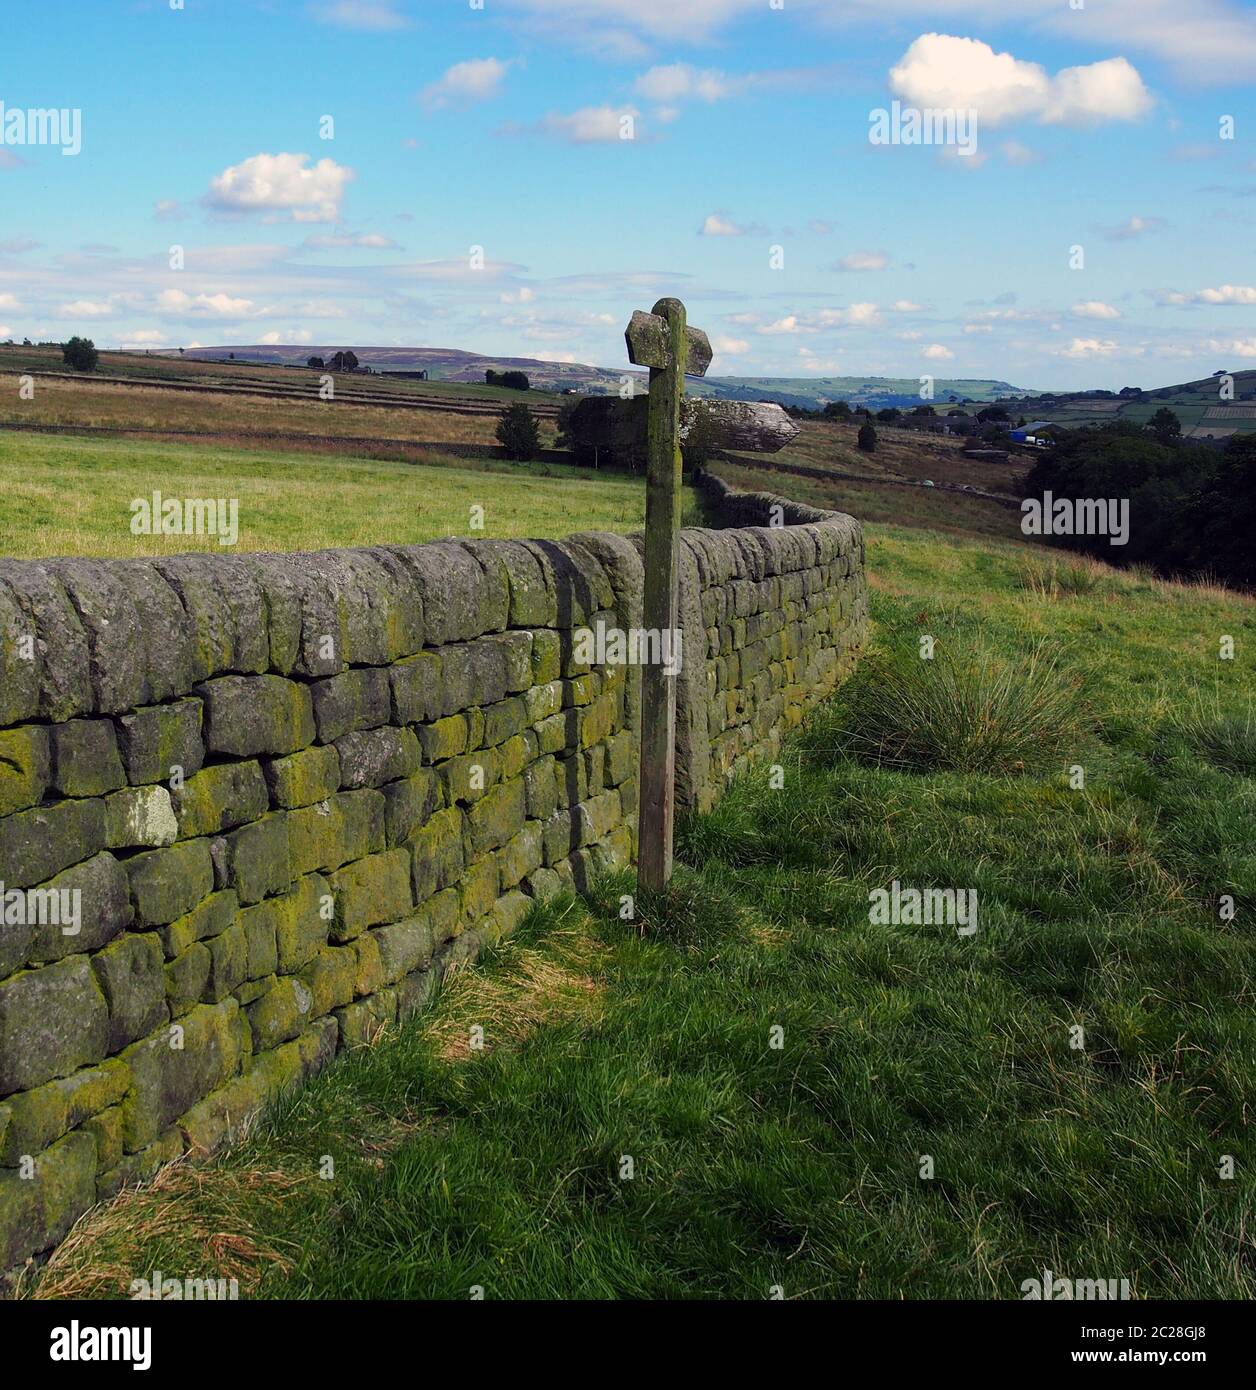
<box><xmin>1017</xmin><ymin>370</ymin><xmax>1256</xmax><ymax>437</ymax></box>
<box><xmin>0</xmin><ymin>432</ymin><xmax>660</xmax><ymax>559</ymax></box>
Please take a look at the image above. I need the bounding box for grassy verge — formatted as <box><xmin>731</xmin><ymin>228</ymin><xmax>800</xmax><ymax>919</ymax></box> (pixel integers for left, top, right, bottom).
<box><xmin>0</xmin><ymin>432</ymin><xmax>664</xmax><ymax>557</ymax></box>
<box><xmin>28</xmin><ymin>524</ymin><xmax>1255</xmax><ymax>1300</ymax></box>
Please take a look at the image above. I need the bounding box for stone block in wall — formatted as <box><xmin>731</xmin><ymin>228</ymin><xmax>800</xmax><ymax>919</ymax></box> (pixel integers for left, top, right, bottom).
<box><xmin>119</xmin><ymin>999</ymin><xmax>247</xmax><ymax>1152</ymax></box>
<box><xmin>350</xmin><ymin>933</ymin><xmax>385</xmax><ymax>998</ymax></box>
<box><xmin>0</xmin><ymin>956</ymin><xmax>110</xmax><ymax>1097</ymax></box>
<box><xmin>204</xmin><ymin>923</ymin><xmax>249</xmax><ymax>1003</ymax></box>
<box><xmin>246</xmin><ymin>976</ymin><xmax>315</xmax><ymax>1050</ymax></box>
<box><xmin>335</xmin><ymin>727</ymin><xmax>420</xmax><ymax>790</ymax></box>
<box><xmin>458</xmin><ymin>856</ymin><xmax>499</xmax><ymax>928</ymax></box>
<box><xmin>165</xmin><ymin>942</ymin><xmax>211</xmax><ymax>1018</ymax></box>
<box><xmin>335</xmin><ymin>987</ymin><xmax>397</xmax><ymax>1050</ymax></box>
<box><xmin>373</xmin><ymin>898</ymin><xmax>444</xmax><ymax>984</ymax></box>
<box><xmin>605</xmin><ymin>730</ymin><xmax>636</xmax><ymax>787</ymax></box>
<box><xmin>417</xmin><ymin>714</ymin><xmax>470</xmax><ymax>765</ymax></box>
<box><xmin>389</xmin><ymin>650</ymin><xmax>442</xmax><ymax>725</ymax></box>
<box><xmin>171</xmin><ymin>761</ymin><xmax>269</xmax><ymax>839</ymax></box>
<box><xmin>151</xmin><ymin>553</ymin><xmax>271</xmax><ymax>682</ymax></box>
<box><xmin>383</xmin><ymin>541</ymin><xmax>502</xmax><ymax>645</ymax></box>
<box><xmin>158</xmin><ymin>890</ymin><xmax>238</xmax><ymax>961</ymax></box>
<box><xmin>263</xmin><ymin>745</ymin><xmax>342</xmax><ymax>810</ymax></box>
<box><xmin>0</xmin><ymin>1129</ymin><xmax>97</xmax><ymax>1273</ymax></box>
<box><xmin>382</xmin><ymin>768</ymin><xmax>443</xmax><ymax>845</ymax></box>
<box><xmin>579</xmin><ymin>692</ymin><xmax>617</xmax><ymax>750</ymax></box>
<box><xmin>497</xmin><ymin>823</ymin><xmax>543</xmax><ymax>891</ymax></box>
<box><xmin>553</xmin><ymin>753</ymin><xmax>587</xmax><ymax>809</ymax></box>
<box><xmin>524</xmin><ymin>680</ymin><xmax>562</xmax><ymax>726</ymax></box>
<box><xmin>482</xmin><ymin>696</ymin><xmax>529</xmax><ymax>748</ymax></box>
<box><xmin>115</xmin><ymin>699</ymin><xmax>204</xmax><ymax>787</ymax></box>
<box><xmin>466</xmin><ymin>779</ymin><xmax>526</xmax><ymax>858</ymax></box>
<box><xmin>91</xmin><ymin>933</ymin><xmax>167</xmax><ymax>1053</ymax></box>
<box><xmin>0</xmin><ymin>561</ymin><xmax>93</xmax><ymax>725</ymax></box>
<box><xmin>82</xmin><ymin>1104</ymin><xmax>124</xmax><ymax>1176</ymax></box>
<box><xmin>541</xmin><ymin>810</ymin><xmax>577</xmax><ymax>867</ymax></box>
<box><xmin>287</xmin><ymin>790</ymin><xmax>385</xmax><ymax>878</ymax></box>
<box><xmin>126</xmin><ymin>839</ymin><xmax>215</xmax><ymax>929</ymax></box>
<box><xmin>438</xmin><ymin>748</ymin><xmax>501</xmax><ymax>808</ymax></box>
<box><xmin>405</xmin><ymin>806</ymin><xmax>464</xmax><ymax>900</ymax></box>
<box><xmin>461</xmin><ymin>539</ymin><xmax>554</xmax><ymax>628</ymax></box>
<box><xmin>267</xmin><ymin>874</ymin><xmax>333</xmax><ymax>975</ymax></box>
<box><xmin>0</xmin><ymin>1058</ymin><xmax>129</xmax><ymax>1166</ymax></box>
<box><xmin>0</xmin><ymin>726</ymin><xmax>49</xmax><ymax>818</ymax></box>
<box><xmin>299</xmin><ymin>946</ymin><xmax>358</xmax><ymax>1020</ymax></box>
<box><xmin>23</xmin><ymin>851</ymin><xmax>133</xmax><ymax>968</ymax></box>
<box><xmin>523</xmin><ymin>755</ymin><xmax>559</xmax><ymax>821</ymax></box>
<box><xmin>96</xmin><ymin>1124</ymin><xmax>183</xmax><ymax>1203</ymax></box>
<box><xmin>309</xmin><ymin>667</ymin><xmax>391</xmax><ymax>743</ymax></box>
<box><xmin>500</xmin><ymin>731</ymin><xmax>536</xmax><ymax>782</ymax></box>
<box><xmin>480</xmin><ymin>889</ymin><xmax>532</xmax><ymax>948</ymax></box>
<box><xmin>521</xmin><ymin>867</ymin><xmax>564</xmax><ymax>902</ymax></box>
<box><xmin>46</xmin><ymin>558</ymin><xmax>196</xmax><ymax>714</ymax></box>
<box><xmin>533</xmin><ymin>709</ymin><xmax>578</xmax><ymax>756</ymax></box>
<box><xmin>328</xmin><ymin>848</ymin><xmax>412</xmax><ymax>943</ymax></box>
<box><xmin>0</xmin><ymin>797</ymin><xmax>107</xmax><ymax>891</ymax></box>
<box><xmin>104</xmin><ymin>786</ymin><xmax>178</xmax><ymax>851</ymax></box>
<box><xmin>529</xmin><ymin>629</ymin><xmax>561</xmax><ymax>685</ymax></box>
<box><xmin>584</xmin><ymin>743</ymin><xmax>605</xmax><ymax>796</ymax></box>
<box><xmin>197</xmin><ymin>675</ymin><xmax>316</xmax><ymax>760</ymax></box>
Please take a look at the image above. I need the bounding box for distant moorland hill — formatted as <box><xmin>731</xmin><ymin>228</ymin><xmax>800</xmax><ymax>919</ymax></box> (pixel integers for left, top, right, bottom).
<box><xmin>161</xmin><ymin>344</ymin><xmax>1027</xmax><ymax>411</ymax></box>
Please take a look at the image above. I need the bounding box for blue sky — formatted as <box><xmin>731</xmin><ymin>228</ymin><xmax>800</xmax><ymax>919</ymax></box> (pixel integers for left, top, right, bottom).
<box><xmin>1</xmin><ymin>0</ymin><xmax>1254</xmax><ymax>390</ymax></box>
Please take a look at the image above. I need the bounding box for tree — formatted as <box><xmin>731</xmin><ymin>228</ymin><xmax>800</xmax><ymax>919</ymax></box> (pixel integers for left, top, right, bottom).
<box><xmin>823</xmin><ymin>400</ymin><xmax>852</xmax><ymax>420</ymax></box>
<box><xmin>328</xmin><ymin>350</ymin><xmax>359</xmax><ymax>373</ymax></box>
<box><xmin>876</xmin><ymin>407</ymin><xmax>901</xmax><ymax>422</ymax></box>
<box><xmin>1148</xmin><ymin>407</ymin><xmax>1181</xmax><ymax>445</ymax></box>
<box><xmin>487</xmin><ymin>369</ymin><xmax>530</xmax><ymax>391</ymax></box>
<box><xmin>857</xmin><ymin>421</ymin><xmax>877</xmax><ymax>453</ymax></box>
<box><xmin>307</xmin><ymin>356</ymin><xmax>325</xmax><ymax>370</ymax></box>
<box><xmin>977</xmin><ymin>405</ymin><xmax>1009</xmax><ymax>424</ymax></box>
<box><xmin>496</xmin><ymin>402</ymin><xmax>541</xmax><ymax>461</ymax></box>
<box><xmin>62</xmin><ymin>336</ymin><xmax>98</xmax><ymax>372</ymax></box>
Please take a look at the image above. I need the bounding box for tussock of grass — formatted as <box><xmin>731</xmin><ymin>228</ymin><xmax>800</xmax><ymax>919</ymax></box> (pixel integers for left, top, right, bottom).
<box><xmin>1167</xmin><ymin>689</ymin><xmax>1256</xmax><ymax>778</ymax></box>
<box><xmin>1019</xmin><ymin>553</ymin><xmax>1121</xmax><ymax>598</ymax></box>
<box><xmin>817</xmin><ymin>642</ymin><xmax>1091</xmax><ymax>776</ymax></box>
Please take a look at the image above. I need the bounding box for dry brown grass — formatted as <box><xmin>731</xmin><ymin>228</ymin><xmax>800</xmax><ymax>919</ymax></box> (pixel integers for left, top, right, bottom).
<box><xmin>0</xmin><ymin>374</ymin><xmax>559</xmax><ymax>448</ymax></box>
<box><xmin>26</xmin><ymin>1160</ymin><xmax>312</xmax><ymax>1301</ymax></box>
<box><xmin>425</xmin><ymin>917</ymin><xmax>609</xmax><ymax>1062</ymax></box>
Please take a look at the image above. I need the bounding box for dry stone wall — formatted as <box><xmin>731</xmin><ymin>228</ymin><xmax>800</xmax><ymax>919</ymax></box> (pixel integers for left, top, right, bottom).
<box><xmin>0</xmin><ymin>481</ymin><xmax>865</xmax><ymax>1281</ymax></box>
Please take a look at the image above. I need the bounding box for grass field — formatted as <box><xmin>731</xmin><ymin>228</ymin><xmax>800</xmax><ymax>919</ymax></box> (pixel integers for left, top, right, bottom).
<box><xmin>28</xmin><ymin>523</ymin><xmax>1255</xmax><ymax>1301</ymax></box>
<box><xmin>0</xmin><ymin>432</ymin><xmax>658</xmax><ymax>557</ymax></box>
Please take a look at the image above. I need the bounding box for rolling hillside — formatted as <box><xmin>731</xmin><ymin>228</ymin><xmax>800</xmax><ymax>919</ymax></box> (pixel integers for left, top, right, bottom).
<box><xmin>999</xmin><ymin>370</ymin><xmax>1256</xmax><ymax>439</ymax></box>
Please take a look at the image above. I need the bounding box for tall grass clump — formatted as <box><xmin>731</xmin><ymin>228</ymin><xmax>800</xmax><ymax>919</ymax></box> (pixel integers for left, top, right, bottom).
<box><xmin>1167</xmin><ymin>688</ymin><xmax>1256</xmax><ymax>777</ymax></box>
<box><xmin>826</xmin><ymin>642</ymin><xmax>1091</xmax><ymax>775</ymax></box>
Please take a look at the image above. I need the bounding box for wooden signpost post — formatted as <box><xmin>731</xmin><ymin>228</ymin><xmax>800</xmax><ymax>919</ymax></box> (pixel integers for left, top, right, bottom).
<box><xmin>625</xmin><ymin>297</ymin><xmax>712</xmax><ymax>893</ymax></box>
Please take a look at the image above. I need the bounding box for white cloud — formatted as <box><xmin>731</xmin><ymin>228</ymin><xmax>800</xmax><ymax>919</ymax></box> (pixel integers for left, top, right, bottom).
<box><xmin>303</xmin><ymin>232</ymin><xmax>399</xmax><ymax>250</ymax></box>
<box><xmin>712</xmin><ymin>335</ymin><xmax>750</xmax><ymax>355</ymax></box>
<box><xmin>422</xmin><ymin>58</ymin><xmax>513</xmax><ymax>111</ymax></box>
<box><xmin>889</xmin><ymin>34</ymin><xmax>1152</xmax><ymax>128</ymax></box>
<box><xmin>538</xmin><ymin>106</ymin><xmax>639</xmax><ymax>143</ymax></box>
<box><xmin>1057</xmin><ymin>337</ymin><xmax>1123</xmax><ymax>358</ymax></box>
<box><xmin>815</xmin><ymin>303</ymin><xmax>882</xmax><ymax>328</ymax></box>
<box><xmin>313</xmin><ymin>1</ymin><xmax>410</xmax><ymax>31</ymax></box>
<box><xmin>633</xmin><ymin>63</ymin><xmax>738</xmax><ymax>102</ymax></box>
<box><xmin>0</xmin><ymin>292</ymin><xmax>19</xmax><ymax>310</ymax></box>
<box><xmin>759</xmin><ymin>316</ymin><xmax>801</xmax><ymax>335</ymax></box>
<box><xmin>1102</xmin><ymin>215</ymin><xmax>1165</xmax><ymax>241</ymax></box>
<box><xmin>207</xmin><ymin>152</ymin><xmax>355</xmax><ymax>223</ymax></box>
<box><xmin>834</xmin><ymin>251</ymin><xmax>889</xmax><ymax>272</ymax></box>
<box><xmin>154</xmin><ymin>199</ymin><xmax>187</xmax><ymax>222</ymax></box>
<box><xmin>158</xmin><ymin>289</ymin><xmax>255</xmax><ymax>316</ymax></box>
<box><xmin>700</xmin><ymin>213</ymin><xmax>750</xmax><ymax>237</ymax></box>
<box><xmin>500</xmin><ymin>287</ymin><xmax>536</xmax><ymax>304</ymax></box>
<box><xmin>923</xmin><ymin>343</ymin><xmax>954</xmax><ymax>360</ymax></box>
<box><xmin>1196</xmin><ymin>285</ymin><xmax>1256</xmax><ymax>305</ymax></box>
<box><xmin>57</xmin><ymin>300</ymin><xmax>113</xmax><ymax>318</ymax></box>
<box><xmin>1072</xmin><ymin>301</ymin><xmax>1123</xmax><ymax>319</ymax></box>
<box><xmin>890</xmin><ymin>299</ymin><xmax>923</xmax><ymax>312</ymax></box>
<box><xmin>1207</xmin><ymin>337</ymin><xmax>1256</xmax><ymax>357</ymax></box>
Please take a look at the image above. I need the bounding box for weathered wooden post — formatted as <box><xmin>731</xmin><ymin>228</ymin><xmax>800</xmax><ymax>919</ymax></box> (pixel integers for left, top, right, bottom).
<box><xmin>625</xmin><ymin>298</ymin><xmax>712</xmax><ymax>893</ymax></box>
